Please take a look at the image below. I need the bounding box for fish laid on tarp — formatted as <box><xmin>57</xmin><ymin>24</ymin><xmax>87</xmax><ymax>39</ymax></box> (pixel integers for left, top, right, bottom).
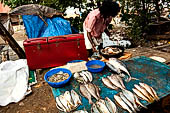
<box><xmin>74</xmin><ymin>71</ymin><xmax>93</xmax><ymax>83</ymax></box>
<box><xmin>56</xmin><ymin>96</ymin><xmax>67</xmax><ymax>112</ymax></box>
<box><xmin>134</xmin><ymin>84</ymin><xmax>154</xmax><ymax>102</ymax></box>
<box><xmin>107</xmin><ymin>74</ymin><xmax>125</xmax><ymax>90</ymax></box>
<box><xmin>139</xmin><ymin>83</ymin><xmax>159</xmax><ymax>101</ymax></box>
<box><xmin>56</xmin><ymin>90</ymin><xmax>82</xmax><ymax>112</ymax></box>
<box><xmin>105</xmin><ymin>97</ymin><xmax>117</xmax><ymax>113</ymax></box>
<box><xmin>102</xmin><ymin>77</ymin><xmax>118</xmax><ymax>90</ymax></box>
<box><xmin>134</xmin><ymin>95</ymin><xmax>147</xmax><ymax>109</ymax></box>
<box><xmin>80</xmin><ymin>84</ymin><xmax>93</xmax><ymax>104</ymax></box>
<box><xmin>119</xmin><ymin>92</ymin><xmax>137</xmax><ymax>113</ymax></box>
<box><xmin>91</xmin><ymin>103</ymin><xmax>100</xmax><ymax>113</ymax></box>
<box><xmin>108</xmin><ymin>58</ymin><xmax>132</xmax><ymax>81</ymax></box>
<box><xmin>71</xmin><ymin>90</ymin><xmax>82</xmax><ymax>107</ymax></box>
<box><xmin>114</xmin><ymin>94</ymin><xmax>133</xmax><ymax>113</ymax></box>
<box><xmin>96</xmin><ymin>99</ymin><xmax>111</xmax><ymax>113</ymax></box>
<box><xmin>85</xmin><ymin>83</ymin><xmax>100</xmax><ymax>100</ymax></box>
<box><xmin>132</xmin><ymin>88</ymin><xmax>151</xmax><ymax>103</ymax></box>
<box><xmin>122</xmin><ymin>89</ymin><xmax>139</xmax><ymax>111</ymax></box>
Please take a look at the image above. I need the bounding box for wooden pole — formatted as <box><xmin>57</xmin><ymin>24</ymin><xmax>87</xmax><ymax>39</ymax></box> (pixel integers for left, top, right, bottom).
<box><xmin>0</xmin><ymin>21</ymin><xmax>26</xmax><ymax>59</ymax></box>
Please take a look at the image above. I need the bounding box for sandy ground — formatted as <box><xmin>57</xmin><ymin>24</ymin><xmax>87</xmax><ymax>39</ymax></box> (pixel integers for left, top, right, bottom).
<box><xmin>0</xmin><ymin>26</ymin><xmax>170</xmax><ymax>113</ymax></box>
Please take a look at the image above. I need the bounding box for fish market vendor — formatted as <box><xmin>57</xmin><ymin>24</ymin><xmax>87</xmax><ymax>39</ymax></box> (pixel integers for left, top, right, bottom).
<box><xmin>83</xmin><ymin>1</ymin><xmax>120</xmax><ymax>57</ymax></box>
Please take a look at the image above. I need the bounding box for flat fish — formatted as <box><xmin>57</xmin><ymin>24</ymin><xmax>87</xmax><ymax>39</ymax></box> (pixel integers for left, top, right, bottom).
<box><xmin>59</xmin><ymin>95</ymin><xmax>71</xmax><ymax>112</ymax></box>
<box><xmin>119</xmin><ymin>92</ymin><xmax>136</xmax><ymax>113</ymax></box>
<box><xmin>64</xmin><ymin>91</ymin><xmax>74</xmax><ymax>107</ymax></box>
<box><xmin>79</xmin><ymin>72</ymin><xmax>88</xmax><ymax>83</ymax></box>
<box><xmin>134</xmin><ymin>95</ymin><xmax>147</xmax><ymax>109</ymax></box>
<box><xmin>139</xmin><ymin>83</ymin><xmax>159</xmax><ymax>101</ymax></box>
<box><xmin>71</xmin><ymin>90</ymin><xmax>82</xmax><ymax>107</ymax></box>
<box><xmin>106</xmin><ymin>62</ymin><xmax>121</xmax><ymax>74</ymax></box>
<box><xmin>132</xmin><ymin>88</ymin><xmax>151</xmax><ymax>103</ymax></box>
<box><xmin>85</xmin><ymin>71</ymin><xmax>93</xmax><ymax>82</ymax></box>
<box><xmin>96</xmin><ymin>99</ymin><xmax>111</xmax><ymax>113</ymax></box>
<box><xmin>114</xmin><ymin>95</ymin><xmax>133</xmax><ymax>113</ymax></box>
<box><xmin>85</xmin><ymin>83</ymin><xmax>99</xmax><ymax>100</ymax></box>
<box><xmin>107</xmin><ymin>75</ymin><xmax>125</xmax><ymax>90</ymax></box>
<box><xmin>91</xmin><ymin>103</ymin><xmax>100</xmax><ymax>113</ymax></box>
<box><xmin>115</xmin><ymin>75</ymin><xmax>126</xmax><ymax>89</ymax></box>
<box><xmin>108</xmin><ymin>58</ymin><xmax>132</xmax><ymax>81</ymax></box>
<box><xmin>105</xmin><ymin>97</ymin><xmax>117</xmax><ymax>113</ymax></box>
<box><xmin>93</xmin><ymin>84</ymin><xmax>101</xmax><ymax>99</ymax></box>
<box><xmin>134</xmin><ymin>84</ymin><xmax>154</xmax><ymax>102</ymax></box>
<box><xmin>80</xmin><ymin>84</ymin><xmax>93</xmax><ymax>104</ymax></box>
<box><xmin>56</xmin><ymin>96</ymin><xmax>67</xmax><ymax>112</ymax></box>
<box><xmin>102</xmin><ymin>77</ymin><xmax>118</xmax><ymax>90</ymax></box>
<box><xmin>122</xmin><ymin>89</ymin><xmax>139</xmax><ymax>111</ymax></box>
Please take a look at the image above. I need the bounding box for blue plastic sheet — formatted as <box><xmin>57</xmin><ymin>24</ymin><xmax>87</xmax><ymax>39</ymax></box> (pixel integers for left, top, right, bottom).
<box><xmin>22</xmin><ymin>15</ymin><xmax>72</xmax><ymax>38</ymax></box>
<box><xmin>52</xmin><ymin>56</ymin><xmax>170</xmax><ymax>112</ymax></box>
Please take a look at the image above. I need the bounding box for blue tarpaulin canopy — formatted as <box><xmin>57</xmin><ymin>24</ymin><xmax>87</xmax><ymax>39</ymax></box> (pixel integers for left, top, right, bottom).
<box><xmin>22</xmin><ymin>15</ymin><xmax>72</xmax><ymax>38</ymax></box>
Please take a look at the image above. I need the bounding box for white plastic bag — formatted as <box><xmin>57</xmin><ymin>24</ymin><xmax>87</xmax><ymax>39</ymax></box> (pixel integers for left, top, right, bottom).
<box><xmin>0</xmin><ymin>59</ymin><xmax>29</xmax><ymax>106</ymax></box>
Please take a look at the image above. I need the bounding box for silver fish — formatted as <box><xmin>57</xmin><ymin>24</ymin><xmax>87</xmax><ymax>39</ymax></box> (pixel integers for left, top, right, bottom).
<box><xmin>122</xmin><ymin>89</ymin><xmax>139</xmax><ymax>111</ymax></box>
<box><xmin>139</xmin><ymin>83</ymin><xmax>159</xmax><ymax>101</ymax></box>
<box><xmin>102</xmin><ymin>77</ymin><xmax>118</xmax><ymax>90</ymax></box>
<box><xmin>105</xmin><ymin>97</ymin><xmax>117</xmax><ymax>113</ymax></box>
<box><xmin>56</xmin><ymin>96</ymin><xmax>67</xmax><ymax>112</ymax></box>
<box><xmin>71</xmin><ymin>90</ymin><xmax>82</xmax><ymax>107</ymax></box>
<box><xmin>79</xmin><ymin>72</ymin><xmax>88</xmax><ymax>83</ymax></box>
<box><xmin>134</xmin><ymin>94</ymin><xmax>147</xmax><ymax>109</ymax></box>
<box><xmin>119</xmin><ymin>92</ymin><xmax>136</xmax><ymax>113</ymax></box>
<box><xmin>106</xmin><ymin>62</ymin><xmax>120</xmax><ymax>74</ymax></box>
<box><xmin>80</xmin><ymin>84</ymin><xmax>93</xmax><ymax>104</ymax></box>
<box><xmin>150</xmin><ymin>86</ymin><xmax>159</xmax><ymax>100</ymax></box>
<box><xmin>85</xmin><ymin>71</ymin><xmax>93</xmax><ymax>82</ymax></box>
<box><xmin>134</xmin><ymin>84</ymin><xmax>154</xmax><ymax>102</ymax></box>
<box><xmin>74</xmin><ymin>72</ymin><xmax>84</xmax><ymax>83</ymax></box>
<box><xmin>114</xmin><ymin>95</ymin><xmax>133</xmax><ymax>113</ymax></box>
<box><xmin>108</xmin><ymin>58</ymin><xmax>132</xmax><ymax>81</ymax></box>
<box><xmin>64</xmin><ymin>91</ymin><xmax>74</xmax><ymax>107</ymax></box>
<box><xmin>132</xmin><ymin>88</ymin><xmax>151</xmax><ymax>103</ymax></box>
<box><xmin>59</xmin><ymin>95</ymin><xmax>71</xmax><ymax>112</ymax></box>
<box><xmin>91</xmin><ymin>103</ymin><xmax>100</xmax><ymax>113</ymax></box>
<box><xmin>115</xmin><ymin>75</ymin><xmax>126</xmax><ymax>89</ymax></box>
<box><xmin>96</xmin><ymin>99</ymin><xmax>111</xmax><ymax>113</ymax></box>
<box><xmin>94</xmin><ymin>84</ymin><xmax>101</xmax><ymax>99</ymax></box>
<box><xmin>85</xmin><ymin>83</ymin><xmax>99</xmax><ymax>100</ymax></box>
<box><xmin>107</xmin><ymin>75</ymin><xmax>125</xmax><ymax>90</ymax></box>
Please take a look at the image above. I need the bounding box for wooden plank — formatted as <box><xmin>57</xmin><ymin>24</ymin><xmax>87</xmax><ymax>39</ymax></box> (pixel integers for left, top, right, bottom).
<box><xmin>0</xmin><ymin>21</ymin><xmax>26</xmax><ymax>59</ymax></box>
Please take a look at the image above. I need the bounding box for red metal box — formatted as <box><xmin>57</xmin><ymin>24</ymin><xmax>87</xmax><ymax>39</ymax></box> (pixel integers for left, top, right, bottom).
<box><xmin>23</xmin><ymin>34</ymin><xmax>88</xmax><ymax>70</ymax></box>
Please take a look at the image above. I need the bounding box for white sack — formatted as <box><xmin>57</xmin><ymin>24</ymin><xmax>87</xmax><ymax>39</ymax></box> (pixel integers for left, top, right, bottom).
<box><xmin>0</xmin><ymin>59</ymin><xmax>29</xmax><ymax>106</ymax></box>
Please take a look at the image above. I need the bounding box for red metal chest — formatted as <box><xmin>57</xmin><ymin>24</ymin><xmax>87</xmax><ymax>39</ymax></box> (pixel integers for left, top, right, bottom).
<box><xmin>23</xmin><ymin>34</ymin><xmax>88</xmax><ymax>70</ymax></box>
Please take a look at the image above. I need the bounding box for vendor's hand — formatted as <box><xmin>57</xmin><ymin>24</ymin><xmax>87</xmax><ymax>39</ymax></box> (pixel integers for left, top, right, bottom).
<box><xmin>92</xmin><ymin>46</ymin><xmax>98</xmax><ymax>52</ymax></box>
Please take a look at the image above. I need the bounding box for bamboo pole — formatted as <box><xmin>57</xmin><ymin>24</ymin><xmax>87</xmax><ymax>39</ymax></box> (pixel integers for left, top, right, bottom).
<box><xmin>0</xmin><ymin>21</ymin><xmax>26</xmax><ymax>59</ymax></box>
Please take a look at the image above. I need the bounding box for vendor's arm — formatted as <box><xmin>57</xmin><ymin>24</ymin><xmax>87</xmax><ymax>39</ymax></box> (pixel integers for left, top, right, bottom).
<box><xmin>104</xmin><ymin>28</ymin><xmax>111</xmax><ymax>37</ymax></box>
<box><xmin>87</xmin><ymin>32</ymin><xmax>97</xmax><ymax>52</ymax></box>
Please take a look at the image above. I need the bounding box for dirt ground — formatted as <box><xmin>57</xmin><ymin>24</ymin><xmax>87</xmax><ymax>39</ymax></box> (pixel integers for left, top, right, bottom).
<box><xmin>0</xmin><ymin>27</ymin><xmax>170</xmax><ymax>113</ymax></box>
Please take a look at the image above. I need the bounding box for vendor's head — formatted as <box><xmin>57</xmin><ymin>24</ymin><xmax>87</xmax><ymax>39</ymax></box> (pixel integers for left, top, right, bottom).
<box><xmin>99</xmin><ymin>1</ymin><xmax>120</xmax><ymax>18</ymax></box>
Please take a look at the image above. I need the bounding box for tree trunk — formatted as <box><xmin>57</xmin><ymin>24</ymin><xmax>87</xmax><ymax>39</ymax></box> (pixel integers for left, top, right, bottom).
<box><xmin>0</xmin><ymin>22</ymin><xmax>26</xmax><ymax>59</ymax></box>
